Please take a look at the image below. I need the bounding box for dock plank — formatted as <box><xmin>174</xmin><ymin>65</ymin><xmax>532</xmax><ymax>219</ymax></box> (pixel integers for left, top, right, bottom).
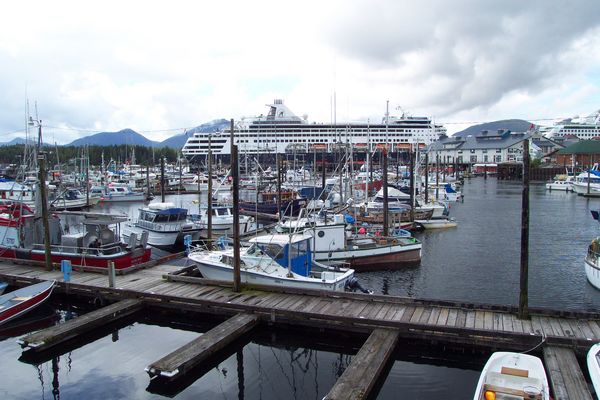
<box><xmin>324</xmin><ymin>329</ymin><xmax>399</xmax><ymax>400</ymax></box>
<box><xmin>146</xmin><ymin>313</ymin><xmax>258</xmax><ymax>380</ymax></box>
<box><xmin>19</xmin><ymin>299</ymin><xmax>143</xmax><ymax>351</ymax></box>
<box><xmin>543</xmin><ymin>345</ymin><xmax>593</xmax><ymax>400</ymax></box>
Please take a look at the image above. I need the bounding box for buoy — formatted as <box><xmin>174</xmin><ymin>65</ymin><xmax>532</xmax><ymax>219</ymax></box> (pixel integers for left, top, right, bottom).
<box><xmin>484</xmin><ymin>390</ymin><xmax>496</xmax><ymax>400</ymax></box>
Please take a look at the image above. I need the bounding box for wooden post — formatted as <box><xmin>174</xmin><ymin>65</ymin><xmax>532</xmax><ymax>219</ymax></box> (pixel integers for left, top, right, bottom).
<box><xmin>207</xmin><ymin>135</ymin><xmax>213</xmax><ymax>243</ymax></box>
<box><xmin>108</xmin><ymin>261</ymin><xmax>116</xmax><ymax>288</ymax></box>
<box><xmin>409</xmin><ymin>150</ymin><xmax>415</xmax><ymax>223</ymax></box>
<box><xmin>382</xmin><ymin>148</ymin><xmax>389</xmax><ymax>236</ymax></box>
<box><xmin>38</xmin><ymin>153</ymin><xmax>53</xmax><ymax>271</ymax></box>
<box><xmin>518</xmin><ymin>139</ymin><xmax>530</xmax><ymax>320</ymax></box>
<box><xmin>424</xmin><ymin>152</ymin><xmax>429</xmax><ymax>204</ymax></box>
<box><xmin>160</xmin><ymin>156</ymin><xmax>165</xmax><ymax>203</ymax></box>
<box><xmin>85</xmin><ymin>147</ymin><xmax>90</xmax><ymax>207</ymax></box>
<box><xmin>276</xmin><ymin>153</ymin><xmax>282</xmax><ymax>221</ymax></box>
<box><xmin>435</xmin><ymin>153</ymin><xmax>440</xmax><ymax>200</ymax></box>
<box><xmin>230</xmin><ymin>119</ymin><xmax>241</xmax><ymax>292</ymax></box>
<box><xmin>588</xmin><ymin>154</ymin><xmax>592</xmax><ymax>195</ymax></box>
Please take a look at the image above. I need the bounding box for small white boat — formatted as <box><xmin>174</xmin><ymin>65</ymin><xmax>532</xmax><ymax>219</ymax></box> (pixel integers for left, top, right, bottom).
<box><xmin>473</xmin><ymin>352</ymin><xmax>550</xmax><ymax>400</ymax></box>
<box><xmin>587</xmin><ymin>343</ymin><xmax>600</xmax><ymax>396</ymax></box>
<box><xmin>415</xmin><ymin>218</ymin><xmax>457</xmax><ymax>229</ymax></box>
<box><xmin>0</xmin><ymin>280</ymin><xmax>55</xmax><ymax>325</ymax></box>
<box><xmin>585</xmin><ymin>211</ymin><xmax>600</xmax><ymax>290</ymax></box>
<box><xmin>188</xmin><ymin>233</ymin><xmax>362</xmax><ymax>292</ymax></box>
<box><xmin>190</xmin><ymin>204</ymin><xmax>255</xmax><ymax>237</ymax></box>
<box><xmin>545</xmin><ymin>177</ymin><xmax>574</xmax><ymax>192</ymax></box>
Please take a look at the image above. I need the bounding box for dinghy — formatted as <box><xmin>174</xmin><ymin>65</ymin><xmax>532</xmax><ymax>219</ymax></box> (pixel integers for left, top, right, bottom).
<box><xmin>0</xmin><ymin>280</ymin><xmax>55</xmax><ymax>325</ymax></box>
<box><xmin>473</xmin><ymin>352</ymin><xmax>550</xmax><ymax>400</ymax></box>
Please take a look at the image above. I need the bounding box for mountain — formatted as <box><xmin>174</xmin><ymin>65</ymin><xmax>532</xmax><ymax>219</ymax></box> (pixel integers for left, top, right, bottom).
<box><xmin>67</xmin><ymin>128</ymin><xmax>158</xmax><ymax>147</ymax></box>
<box><xmin>452</xmin><ymin>119</ymin><xmax>533</xmax><ymax>137</ymax></box>
<box><xmin>159</xmin><ymin>119</ymin><xmax>230</xmax><ymax>149</ymax></box>
<box><xmin>0</xmin><ymin>137</ymin><xmax>27</xmax><ymax>146</ymax></box>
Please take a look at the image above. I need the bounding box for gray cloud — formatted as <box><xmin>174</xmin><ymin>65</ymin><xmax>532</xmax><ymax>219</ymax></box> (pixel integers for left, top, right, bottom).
<box><xmin>323</xmin><ymin>0</ymin><xmax>600</xmax><ymax>115</ymax></box>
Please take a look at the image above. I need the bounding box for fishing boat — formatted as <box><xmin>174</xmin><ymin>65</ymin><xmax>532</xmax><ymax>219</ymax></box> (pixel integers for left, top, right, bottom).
<box><xmin>277</xmin><ymin>214</ymin><xmax>422</xmax><ymax>270</ymax></box>
<box><xmin>572</xmin><ymin>167</ymin><xmax>600</xmax><ymax>197</ymax></box>
<box><xmin>0</xmin><ymin>203</ymin><xmax>151</xmax><ymax>270</ymax></box>
<box><xmin>585</xmin><ymin>210</ymin><xmax>600</xmax><ymax>289</ymax></box>
<box><xmin>0</xmin><ymin>280</ymin><xmax>55</xmax><ymax>326</ymax></box>
<box><xmin>239</xmin><ymin>191</ymin><xmax>308</xmax><ymax>217</ymax></box>
<box><xmin>188</xmin><ymin>233</ymin><xmax>365</xmax><ymax>292</ymax></box>
<box><xmin>122</xmin><ymin>202</ymin><xmax>202</xmax><ymax>250</ymax></box>
<box><xmin>50</xmin><ymin>188</ymin><xmax>100</xmax><ymax>211</ymax></box>
<box><xmin>190</xmin><ymin>204</ymin><xmax>255</xmax><ymax>237</ymax></box>
<box><xmin>90</xmin><ymin>184</ymin><xmax>146</xmax><ymax>202</ymax></box>
<box><xmin>545</xmin><ymin>176</ymin><xmax>574</xmax><ymax>192</ymax></box>
<box><xmin>587</xmin><ymin>343</ymin><xmax>600</xmax><ymax>396</ymax></box>
<box><xmin>473</xmin><ymin>352</ymin><xmax>550</xmax><ymax>400</ymax></box>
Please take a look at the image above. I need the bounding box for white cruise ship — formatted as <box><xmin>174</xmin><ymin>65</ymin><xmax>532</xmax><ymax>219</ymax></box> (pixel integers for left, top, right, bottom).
<box><xmin>546</xmin><ymin>109</ymin><xmax>600</xmax><ymax>139</ymax></box>
<box><xmin>182</xmin><ymin>100</ymin><xmax>446</xmax><ymax>159</ymax></box>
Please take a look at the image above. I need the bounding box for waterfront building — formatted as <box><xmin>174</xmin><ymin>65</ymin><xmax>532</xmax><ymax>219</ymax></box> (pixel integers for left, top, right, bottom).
<box><xmin>426</xmin><ymin>130</ymin><xmax>539</xmax><ymax>167</ymax></box>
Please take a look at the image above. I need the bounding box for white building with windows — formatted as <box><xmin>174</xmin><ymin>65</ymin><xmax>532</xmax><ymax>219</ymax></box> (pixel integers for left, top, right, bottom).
<box><xmin>427</xmin><ymin>130</ymin><xmax>540</xmax><ymax>165</ymax></box>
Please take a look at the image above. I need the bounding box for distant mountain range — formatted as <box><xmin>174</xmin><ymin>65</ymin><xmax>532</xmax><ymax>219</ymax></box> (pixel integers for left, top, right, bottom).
<box><xmin>452</xmin><ymin>119</ymin><xmax>533</xmax><ymax>137</ymax></box>
<box><xmin>0</xmin><ymin>118</ymin><xmax>535</xmax><ymax>148</ymax></box>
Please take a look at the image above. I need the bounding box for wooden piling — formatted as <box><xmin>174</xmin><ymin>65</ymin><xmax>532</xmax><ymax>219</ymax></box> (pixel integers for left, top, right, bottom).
<box><xmin>230</xmin><ymin>119</ymin><xmax>241</xmax><ymax>292</ymax></box>
<box><xmin>324</xmin><ymin>328</ymin><xmax>399</xmax><ymax>400</ymax></box>
<box><xmin>519</xmin><ymin>139</ymin><xmax>530</xmax><ymax>320</ymax></box>
<box><xmin>37</xmin><ymin>153</ymin><xmax>52</xmax><ymax>271</ymax></box>
<box><xmin>382</xmin><ymin>148</ymin><xmax>389</xmax><ymax>237</ymax></box>
<box><xmin>145</xmin><ymin>313</ymin><xmax>258</xmax><ymax>380</ymax></box>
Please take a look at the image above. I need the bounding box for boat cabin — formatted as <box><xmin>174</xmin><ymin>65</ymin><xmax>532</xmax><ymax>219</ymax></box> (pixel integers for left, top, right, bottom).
<box><xmin>246</xmin><ymin>234</ymin><xmax>313</xmax><ymax>276</ymax></box>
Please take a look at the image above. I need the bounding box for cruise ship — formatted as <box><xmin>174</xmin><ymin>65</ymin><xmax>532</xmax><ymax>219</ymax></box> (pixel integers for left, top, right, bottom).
<box><xmin>182</xmin><ymin>100</ymin><xmax>446</xmax><ymax>159</ymax></box>
<box><xmin>546</xmin><ymin>109</ymin><xmax>600</xmax><ymax>139</ymax></box>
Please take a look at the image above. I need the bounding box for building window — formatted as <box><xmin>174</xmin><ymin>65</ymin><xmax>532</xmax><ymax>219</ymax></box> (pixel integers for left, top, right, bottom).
<box><xmin>484</xmin><ymin>155</ymin><xmax>489</xmax><ymax>162</ymax></box>
<box><xmin>470</xmin><ymin>149</ymin><xmax>475</xmax><ymax>153</ymax></box>
<box><xmin>470</xmin><ymin>155</ymin><xmax>477</xmax><ymax>162</ymax></box>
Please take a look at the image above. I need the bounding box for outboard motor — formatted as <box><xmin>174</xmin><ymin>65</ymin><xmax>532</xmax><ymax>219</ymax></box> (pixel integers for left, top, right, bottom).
<box><xmin>345</xmin><ymin>277</ymin><xmax>373</xmax><ymax>294</ymax></box>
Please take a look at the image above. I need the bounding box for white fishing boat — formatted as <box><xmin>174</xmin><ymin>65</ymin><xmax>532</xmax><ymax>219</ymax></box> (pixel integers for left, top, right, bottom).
<box><xmin>188</xmin><ymin>233</ymin><xmax>365</xmax><ymax>292</ymax></box>
<box><xmin>122</xmin><ymin>202</ymin><xmax>202</xmax><ymax>249</ymax></box>
<box><xmin>50</xmin><ymin>188</ymin><xmax>100</xmax><ymax>210</ymax></box>
<box><xmin>585</xmin><ymin>211</ymin><xmax>600</xmax><ymax>290</ymax></box>
<box><xmin>190</xmin><ymin>204</ymin><xmax>255</xmax><ymax>237</ymax></box>
<box><xmin>587</xmin><ymin>343</ymin><xmax>600</xmax><ymax>396</ymax></box>
<box><xmin>572</xmin><ymin>166</ymin><xmax>600</xmax><ymax>197</ymax></box>
<box><xmin>473</xmin><ymin>352</ymin><xmax>550</xmax><ymax>400</ymax></box>
<box><xmin>277</xmin><ymin>213</ymin><xmax>422</xmax><ymax>271</ymax></box>
<box><xmin>90</xmin><ymin>184</ymin><xmax>147</xmax><ymax>202</ymax></box>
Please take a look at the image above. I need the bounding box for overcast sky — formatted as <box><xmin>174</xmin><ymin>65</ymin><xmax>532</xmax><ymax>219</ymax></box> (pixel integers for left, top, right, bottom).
<box><xmin>1</xmin><ymin>0</ymin><xmax>599</xmax><ymax>144</ymax></box>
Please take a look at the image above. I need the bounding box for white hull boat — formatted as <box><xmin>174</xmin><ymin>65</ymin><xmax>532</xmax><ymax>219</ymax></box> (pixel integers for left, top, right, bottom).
<box><xmin>586</xmin><ymin>211</ymin><xmax>600</xmax><ymax>290</ymax></box>
<box><xmin>188</xmin><ymin>233</ymin><xmax>364</xmax><ymax>292</ymax></box>
<box><xmin>473</xmin><ymin>352</ymin><xmax>550</xmax><ymax>400</ymax></box>
<box><xmin>122</xmin><ymin>202</ymin><xmax>202</xmax><ymax>249</ymax></box>
<box><xmin>587</xmin><ymin>343</ymin><xmax>600</xmax><ymax>396</ymax></box>
<box><xmin>415</xmin><ymin>218</ymin><xmax>457</xmax><ymax>229</ymax></box>
<box><xmin>545</xmin><ymin>179</ymin><xmax>573</xmax><ymax>192</ymax></box>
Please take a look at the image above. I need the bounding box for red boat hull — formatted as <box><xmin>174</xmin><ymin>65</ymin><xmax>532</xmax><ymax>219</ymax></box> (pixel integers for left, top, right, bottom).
<box><xmin>0</xmin><ymin>247</ymin><xmax>152</xmax><ymax>270</ymax></box>
<box><xmin>0</xmin><ymin>282</ymin><xmax>55</xmax><ymax>325</ymax></box>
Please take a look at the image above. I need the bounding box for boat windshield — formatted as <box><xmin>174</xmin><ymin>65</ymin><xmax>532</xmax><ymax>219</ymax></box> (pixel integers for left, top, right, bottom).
<box><xmin>247</xmin><ymin>242</ymin><xmax>285</xmax><ymax>262</ymax></box>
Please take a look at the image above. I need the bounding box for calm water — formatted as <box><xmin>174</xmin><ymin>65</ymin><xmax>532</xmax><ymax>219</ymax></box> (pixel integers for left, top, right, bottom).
<box><xmin>1</xmin><ymin>177</ymin><xmax>598</xmax><ymax>399</ymax></box>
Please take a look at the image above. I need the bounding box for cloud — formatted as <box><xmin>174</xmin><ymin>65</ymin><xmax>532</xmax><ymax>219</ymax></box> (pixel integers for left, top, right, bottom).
<box><xmin>0</xmin><ymin>0</ymin><xmax>599</xmax><ymax>141</ymax></box>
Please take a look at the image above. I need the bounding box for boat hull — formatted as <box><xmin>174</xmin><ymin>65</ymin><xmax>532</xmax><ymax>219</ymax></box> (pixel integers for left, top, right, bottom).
<box><xmin>0</xmin><ymin>246</ymin><xmax>151</xmax><ymax>270</ymax></box>
<box><xmin>191</xmin><ymin>257</ymin><xmax>353</xmax><ymax>291</ymax></box>
<box><xmin>314</xmin><ymin>244</ymin><xmax>421</xmax><ymax>271</ymax></box>
<box><xmin>0</xmin><ymin>281</ymin><xmax>55</xmax><ymax>325</ymax></box>
<box><xmin>585</xmin><ymin>256</ymin><xmax>600</xmax><ymax>290</ymax></box>
<box><xmin>573</xmin><ymin>182</ymin><xmax>600</xmax><ymax>197</ymax></box>
<box><xmin>587</xmin><ymin>343</ymin><xmax>600</xmax><ymax>397</ymax></box>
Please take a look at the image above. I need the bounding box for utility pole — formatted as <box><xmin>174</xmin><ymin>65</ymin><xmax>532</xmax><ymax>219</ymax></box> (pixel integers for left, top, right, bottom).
<box><xmin>160</xmin><ymin>156</ymin><xmax>165</xmax><ymax>203</ymax></box>
<box><xmin>207</xmin><ymin>135</ymin><xmax>213</xmax><ymax>243</ymax></box>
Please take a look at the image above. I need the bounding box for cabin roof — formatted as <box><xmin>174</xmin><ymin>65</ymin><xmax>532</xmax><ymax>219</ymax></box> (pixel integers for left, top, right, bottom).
<box><xmin>249</xmin><ymin>233</ymin><xmax>313</xmax><ymax>245</ymax></box>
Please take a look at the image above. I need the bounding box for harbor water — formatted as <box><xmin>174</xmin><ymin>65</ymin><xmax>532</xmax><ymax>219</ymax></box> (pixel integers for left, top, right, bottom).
<box><xmin>0</xmin><ymin>177</ymin><xmax>598</xmax><ymax>399</ymax></box>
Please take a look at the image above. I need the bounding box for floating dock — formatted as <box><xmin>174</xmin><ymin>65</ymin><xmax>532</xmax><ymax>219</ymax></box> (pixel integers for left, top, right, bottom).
<box><xmin>1</xmin><ymin>260</ymin><xmax>597</xmax><ymax>397</ymax></box>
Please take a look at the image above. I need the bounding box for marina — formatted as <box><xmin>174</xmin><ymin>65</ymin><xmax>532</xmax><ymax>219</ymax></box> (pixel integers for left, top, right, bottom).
<box><xmin>0</xmin><ymin>177</ymin><xmax>599</xmax><ymax>398</ymax></box>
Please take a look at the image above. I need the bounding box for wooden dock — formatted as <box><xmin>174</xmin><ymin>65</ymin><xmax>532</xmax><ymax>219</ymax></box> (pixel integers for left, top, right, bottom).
<box><xmin>145</xmin><ymin>313</ymin><xmax>258</xmax><ymax>379</ymax></box>
<box><xmin>1</xmin><ymin>260</ymin><xmax>598</xmax><ymax>398</ymax></box>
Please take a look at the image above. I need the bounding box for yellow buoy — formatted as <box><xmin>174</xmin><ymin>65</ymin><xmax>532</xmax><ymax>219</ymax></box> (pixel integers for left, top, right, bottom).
<box><xmin>484</xmin><ymin>390</ymin><xmax>496</xmax><ymax>400</ymax></box>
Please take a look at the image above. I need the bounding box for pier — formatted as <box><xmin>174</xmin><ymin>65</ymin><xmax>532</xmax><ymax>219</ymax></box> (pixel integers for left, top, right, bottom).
<box><xmin>1</xmin><ymin>261</ymin><xmax>597</xmax><ymax>398</ymax></box>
